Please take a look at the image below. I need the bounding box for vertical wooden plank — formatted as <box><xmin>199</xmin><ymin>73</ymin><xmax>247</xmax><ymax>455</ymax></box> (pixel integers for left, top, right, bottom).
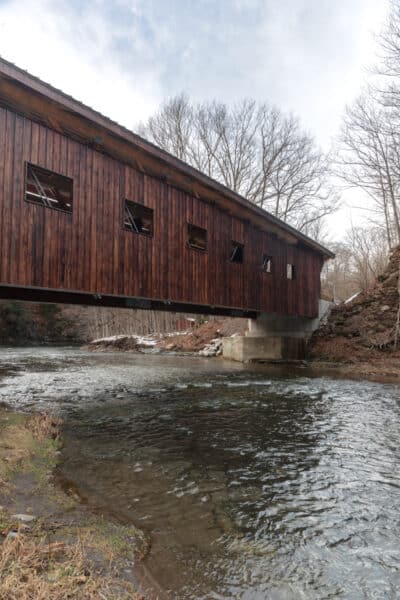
<box><xmin>47</xmin><ymin>128</ymin><xmax>58</xmax><ymax>289</ymax></box>
<box><xmin>110</xmin><ymin>158</ymin><xmax>120</xmax><ymax>296</ymax></box>
<box><xmin>1</xmin><ymin>109</ymin><xmax>16</xmax><ymax>284</ymax></box>
<box><xmin>16</xmin><ymin>116</ymin><xmax>31</xmax><ymax>286</ymax></box>
<box><xmin>0</xmin><ymin>108</ymin><xmax>7</xmax><ymax>283</ymax></box>
<box><xmin>8</xmin><ymin>113</ymin><xmax>23</xmax><ymax>286</ymax></box>
<box><xmin>118</xmin><ymin>165</ymin><xmax>126</xmax><ymax>296</ymax></box>
<box><xmin>88</xmin><ymin>148</ymin><xmax>97</xmax><ymax>292</ymax></box>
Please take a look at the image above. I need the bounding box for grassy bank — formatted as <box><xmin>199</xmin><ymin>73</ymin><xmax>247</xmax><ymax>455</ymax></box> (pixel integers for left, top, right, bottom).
<box><xmin>0</xmin><ymin>410</ymin><xmax>147</xmax><ymax>599</ymax></box>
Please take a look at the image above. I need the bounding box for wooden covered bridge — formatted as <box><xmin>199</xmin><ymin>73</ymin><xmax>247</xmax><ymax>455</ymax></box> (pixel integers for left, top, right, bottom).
<box><xmin>0</xmin><ymin>59</ymin><xmax>333</xmax><ymax>359</ymax></box>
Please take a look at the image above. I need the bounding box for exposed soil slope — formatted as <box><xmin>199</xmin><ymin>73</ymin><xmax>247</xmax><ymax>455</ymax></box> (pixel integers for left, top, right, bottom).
<box><xmin>310</xmin><ymin>246</ymin><xmax>400</xmax><ymax>377</ymax></box>
<box><xmin>157</xmin><ymin>318</ymin><xmax>247</xmax><ymax>352</ymax></box>
<box><xmin>84</xmin><ymin>318</ymin><xmax>247</xmax><ymax>354</ymax></box>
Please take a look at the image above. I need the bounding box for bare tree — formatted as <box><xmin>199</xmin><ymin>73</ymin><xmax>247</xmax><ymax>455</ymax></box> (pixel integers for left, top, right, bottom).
<box><xmin>321</xmin><ymin>242</ymin><xmax>359</xmax><ymax>303</ymax></box>
<box><xmin>142</xmin><ymin>94</ymin><xmax>195</xmax><ymax>161</ymax></box>
<box><xmin>139</xmin><ymin>97</ymin><xmax>338</xmax><ymax>240</ymax></box>
<box><xmin>375</xmin><ymin>0</ymin><xmax>400</xmax><ymax>110</ymax></box>
<box><xmin>345</xmin><ymin>224</ymin><xmax>389</xmax><ymax>290</ymax></box>
<box><xmin>255</xmin><ymin>109</ymin><xmax>336</xmax><ymax>228</ymax></box>
<box><xmin>337</xmin><ymin>92</ymin><xmax>400</xmax><ymax>246</ymax></box>
<box><xmin>321</xmin><ymin>225</ymin><xmax>389</xmax><ymax>302</ymax></box>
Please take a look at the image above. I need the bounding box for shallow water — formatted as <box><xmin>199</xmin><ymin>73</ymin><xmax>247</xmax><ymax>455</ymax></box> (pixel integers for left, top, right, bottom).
<box><xmin>1</xmin><ymin>347</ymin><xmax>400</xmax><ymax>599</ymax></box>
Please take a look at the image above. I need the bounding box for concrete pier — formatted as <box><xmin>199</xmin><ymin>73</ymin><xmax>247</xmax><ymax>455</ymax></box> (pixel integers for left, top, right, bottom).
<box><xmin>222</xmin><ymin>335</ymin><xmax>306</xmax><ymax>362</ymax></box>
<box><xmin>222</xmin><ymin>300</ymin><xmax>332</xmax><ymax>362</ymax></box>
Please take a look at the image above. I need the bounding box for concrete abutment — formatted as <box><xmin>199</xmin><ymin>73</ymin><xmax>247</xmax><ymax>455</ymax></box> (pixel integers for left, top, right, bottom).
<box><xmin>222</xmin><ymin>300</ymin><xmax>332</xmax><ymax>362</ymax></box>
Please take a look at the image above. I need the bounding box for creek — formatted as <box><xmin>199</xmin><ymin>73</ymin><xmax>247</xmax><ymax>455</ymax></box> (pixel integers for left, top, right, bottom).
<box><xmin>1</xmin><ymin>347</ymin><xmax>400</xmax><ymax>599</ymax></box>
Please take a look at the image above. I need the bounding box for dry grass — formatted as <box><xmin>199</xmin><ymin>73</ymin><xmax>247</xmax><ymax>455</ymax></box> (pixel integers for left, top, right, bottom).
<box><xmin>0</xmin><ymin>412</ymin><xmax>145</xmax><ymax>599</ymax></box>
<box><xmin>0</xmin><ymin>477</ymin><xmax>11</xmax><ymax>493</ymax></box>
<box><xmin>25</xmin><ymin>413</ymin><xmax>62</xmax><ymax>442</ymax></box>
<box><xmin>0</xmin><ymin>412</ymin><xmax>63</xmax><ymax>494</ymax></box>
<box><xmin>0</xmin><ymin>421</ymin><xmax>32</xmax><ymax>489</ymax></box>
<box><xmin>0</xmin><ymin>530</ymin><xmax>142</xmax><ymax>599</ymax></box>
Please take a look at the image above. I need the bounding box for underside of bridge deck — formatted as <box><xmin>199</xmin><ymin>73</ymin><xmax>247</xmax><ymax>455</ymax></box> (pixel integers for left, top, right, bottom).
<box><xmin>0</xmin><ymin>284</ymin><xmax>257</xmax><ymax>319</ymax></box>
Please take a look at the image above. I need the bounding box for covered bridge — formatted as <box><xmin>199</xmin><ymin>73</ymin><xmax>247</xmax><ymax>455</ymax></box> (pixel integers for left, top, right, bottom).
<box><xmin>0</xmin><ymin>58</ymin><xmax>333</xmax><ymax>358</ymax></box>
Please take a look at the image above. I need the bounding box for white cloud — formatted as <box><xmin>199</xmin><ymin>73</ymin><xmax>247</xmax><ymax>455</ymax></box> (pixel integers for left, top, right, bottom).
<box><xmin>0</xmin><ymin>0</ymin><xmax>388</xmax><ymax>143</ymax></box>
<box><xmin>0</xmin><ymin>0</ymin><xmax>162</xmax><ymax>130</ymax></box>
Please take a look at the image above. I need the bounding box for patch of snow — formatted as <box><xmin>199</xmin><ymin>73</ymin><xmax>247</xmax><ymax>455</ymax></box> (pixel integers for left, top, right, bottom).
<box><xmin>91</xmin><ymin>334</ymin><xmax>128</xmax><ymax>343</ymax></box>
<box><xmin>135</xmin><ymin>336</ymin><xmax>157</xmax><ymax>347</ymax></box>
<box><xmin>90</xmin><ymin>334</ymin><xmax>157</xmax><ymax>346</ymax></box>
<box><xmin>344</xmin><ymin>292</ymin><xmax>361</xmax><ymax>304</ymax></box>
<box><xmin>163</xmin><ymin>330</ymin><xmax>192</xmax><ymax>337</ymax></box>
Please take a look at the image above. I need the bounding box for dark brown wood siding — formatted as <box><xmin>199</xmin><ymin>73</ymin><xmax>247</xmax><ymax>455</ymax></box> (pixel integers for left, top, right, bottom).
<box><xmin>0</xmin><ymin>107</ymin><xmax>323</xmax><ymax>317</ymax></box>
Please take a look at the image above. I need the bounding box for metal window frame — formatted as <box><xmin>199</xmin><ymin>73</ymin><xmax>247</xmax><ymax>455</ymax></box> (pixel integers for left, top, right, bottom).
<box><xmin>24</xmin><ymin>162</ymin><xmax>73</xmax><ymax>214</ymax></box>
<box><xmin>123</xmin><ymin>199</ymin><xmax>154</xmax><ymax>237</ymax></box>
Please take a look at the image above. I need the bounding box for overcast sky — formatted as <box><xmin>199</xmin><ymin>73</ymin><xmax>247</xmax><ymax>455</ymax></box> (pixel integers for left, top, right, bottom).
<box><xmin>0</xmin><ymin>0</ymin><xmax>391</xmax><ymax>237</ymax></box>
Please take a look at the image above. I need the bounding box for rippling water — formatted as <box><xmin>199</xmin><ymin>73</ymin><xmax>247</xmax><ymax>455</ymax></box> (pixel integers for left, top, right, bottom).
<box><xmin>1</xmin><ymin>347</ymin><xmax>400</xmax><ymax>599</ymax></box>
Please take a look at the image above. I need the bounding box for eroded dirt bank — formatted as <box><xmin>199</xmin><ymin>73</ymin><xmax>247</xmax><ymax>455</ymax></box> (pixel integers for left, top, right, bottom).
<box><xmin>84</xmin><ymin>317</ymin><xmax>247</xmax><ymax>357</ymax></box>
<box><xmin>0</xmin><ymin>410</ymin><xmax>147</xmax><ymax>599</ymax></box>
<box><xmin>309</xmin><ymin>246</ymin><xmax>400</xmax><ymax>380</ymax></box>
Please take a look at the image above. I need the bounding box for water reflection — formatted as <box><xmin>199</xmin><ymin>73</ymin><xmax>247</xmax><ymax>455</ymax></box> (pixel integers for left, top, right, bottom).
<box><xmin>1</xmin><ymin>348</ymin><xmax>400</xmax><ymax>598</ymax></box>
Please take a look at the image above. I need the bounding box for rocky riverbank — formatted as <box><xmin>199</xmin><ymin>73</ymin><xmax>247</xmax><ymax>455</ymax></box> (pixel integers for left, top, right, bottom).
<box><xmin>0</xmin><ymin>409</ymin><xmax>147</xmax><ymax>599</ymax></box>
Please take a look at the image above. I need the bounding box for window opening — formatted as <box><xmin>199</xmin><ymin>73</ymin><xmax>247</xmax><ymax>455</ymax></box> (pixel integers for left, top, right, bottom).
<box><xmin>187</xmin><ymin>223</ymin><xmax>207</xmax><ymax>251</ymax></box>
<box><xmin>124</xmin><ymin>200</ymin><xmax>153</xmax><ymax>236</ymax></box>
<box><xmin>230</xmin><ymin>241</ymin><xmax>244</xmax><ymax>263</ymax></box>
<box><xmin>262</xmin><ymin>255</ymin><xmax>272</xmax><ymax>273</ymax></box>
<box><xmin>287</xmin><ymin>264</ymin><xmax>296</xmax><ymax>280</ymax></box>
<box><xmin>25</xmin><ymin>163</ymin><xmax>73</xmax><ymax>213</ymax></box>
